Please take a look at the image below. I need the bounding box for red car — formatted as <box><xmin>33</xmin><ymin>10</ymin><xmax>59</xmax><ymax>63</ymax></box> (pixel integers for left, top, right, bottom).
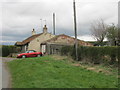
<box><xmin>17</xmin><ymin>50</ymin><xmax>42</xmax><ymax>58</ymax></box>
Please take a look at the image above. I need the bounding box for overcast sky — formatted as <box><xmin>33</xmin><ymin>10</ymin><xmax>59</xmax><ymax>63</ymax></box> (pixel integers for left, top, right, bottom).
<box><xmin>0</xmin><ymin>0</ymin><xmax>119</xmax><ymax>45</ymax></box>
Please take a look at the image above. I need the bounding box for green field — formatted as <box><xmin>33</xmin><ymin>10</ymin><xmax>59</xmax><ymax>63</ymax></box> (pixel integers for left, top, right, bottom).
<box><xmin>7</xmin><ymin>55</ymin><xmax>118</xmax><ymax>88</ymax></box>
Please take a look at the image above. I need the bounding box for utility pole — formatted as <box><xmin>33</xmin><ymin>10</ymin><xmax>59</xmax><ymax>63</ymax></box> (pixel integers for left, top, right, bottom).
<box><xmin>53</xmin><ymin>13</ymin><xmax>56</xmax><ymax>35</ymax></box>
<box><xmin>118</xmin><ymin>1</ymin><xmax>120</xmax><ymax>28</ymax></box>
<box><xmin>73</xmin><ymin>0</ymin><xmax>78</xmax><ymax>61</ymax></box>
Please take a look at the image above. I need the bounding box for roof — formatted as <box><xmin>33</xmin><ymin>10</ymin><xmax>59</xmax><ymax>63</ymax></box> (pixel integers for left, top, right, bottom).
<box><xmin>41</xmin><ymin>34</ymin><xmax>65</xmax><ymax>43</ymax></box>
<box><xmin>15</xmin><ymin>33</ymin><xmax>92</xmax><ymax>46</ymax></box>
<box><xmin>15</xmin><ymin>33</ymin><xmax>42</xmax><ymax>46</ymax></box>
<box><xmin>41</xmin><ymin>34</ymin><xmax>93</xmax><ymax>46</ymax></box>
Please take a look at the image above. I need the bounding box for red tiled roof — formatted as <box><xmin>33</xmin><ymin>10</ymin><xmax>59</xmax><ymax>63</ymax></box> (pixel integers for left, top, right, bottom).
<box><xmin>42</xmin><ymin>34</ymin><xmax>93</xmax><ymax>46</ymax></box>
<box><xmin>42</xmin><ymin>34</ymin><xmax>74</xmax><ymax>43</ymax></box>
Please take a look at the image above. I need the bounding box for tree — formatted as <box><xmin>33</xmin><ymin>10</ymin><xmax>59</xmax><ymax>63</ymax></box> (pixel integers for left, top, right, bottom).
<box><xmin>106</xmin><ymin>24</ymin><xmax>119</xmax><ymax>46</ymax></box>
<box><xmin>91</xmin><ymin>19</ymin><xmax>107</xmax><ymax>46</ymax></box>
<box><xmin>118</xmin><ymin>28</ymin><xmax>120</xmax><ymax>46</ymax></box>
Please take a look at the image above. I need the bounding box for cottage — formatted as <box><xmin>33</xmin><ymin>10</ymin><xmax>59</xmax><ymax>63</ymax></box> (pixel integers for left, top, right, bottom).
<box><xmin>15</xmin><ymin>25</ymin><xmax>92</xmax><ymax>54</ymax></box>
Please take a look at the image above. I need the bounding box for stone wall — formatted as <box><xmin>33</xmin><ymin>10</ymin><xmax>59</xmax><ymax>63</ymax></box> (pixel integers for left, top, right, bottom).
<box><xmin>46</xmin><ymin>43</ymin><xmax>71</xmax><ymax>55</ymax></box>
<box><xmin>28</xmin><ymin>33</ymin><xmax>55</xmax><ymax>52</ymax></box>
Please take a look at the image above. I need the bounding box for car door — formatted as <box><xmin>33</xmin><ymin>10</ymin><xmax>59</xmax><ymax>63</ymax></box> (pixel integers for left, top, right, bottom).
<box><xmin>28</xmin><ymin>51</ymin><xmax>37</xmax><ymax>57</ymax></box>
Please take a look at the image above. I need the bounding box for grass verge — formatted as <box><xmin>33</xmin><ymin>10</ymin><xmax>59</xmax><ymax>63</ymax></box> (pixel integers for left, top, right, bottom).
<box><xmin>7</xmin><ymin>55</ymin><xmax>118</xmax><ymax>88</ymax></box>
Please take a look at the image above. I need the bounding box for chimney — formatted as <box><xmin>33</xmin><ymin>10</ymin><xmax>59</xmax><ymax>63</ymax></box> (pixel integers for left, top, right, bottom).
<box><xmin>32</xmin><ymin>28</ymin><xmax>36</xmax><ymax>35</ymax></box>
<box><xmin>43</xmin><ymin>25</ymin><xmax>47</xmax><ymax>33</ymax></box>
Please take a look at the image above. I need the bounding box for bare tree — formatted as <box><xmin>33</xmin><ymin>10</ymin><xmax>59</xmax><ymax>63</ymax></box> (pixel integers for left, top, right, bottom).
<box><xmin>91</xmin><ymin>19</ymin><xmax>107</xmax><ymax>45</ymax></box>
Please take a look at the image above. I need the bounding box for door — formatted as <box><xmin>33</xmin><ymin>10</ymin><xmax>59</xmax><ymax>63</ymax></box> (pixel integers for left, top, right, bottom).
<box><xmin>41</xmin><ymin>45</ymin><xmax>46</xmax><ymax>54</ymax></box>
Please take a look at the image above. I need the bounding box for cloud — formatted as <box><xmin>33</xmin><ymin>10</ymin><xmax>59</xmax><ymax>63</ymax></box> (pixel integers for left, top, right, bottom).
<box><xmin>0</xmin><ymin>40</ymin><xmax>16</xmax><ymax>42</ymax></box>
<box><xmin>77</xmin><ymin>35</ymin><xmax>95</xmax><ymax>41</ymax></box>
<box><xmin>0</xmin><ymin>0</ymin><xmax>118</xmax><ymax>44</ymax></box>
<box><xmin>77</xmin><ymin>35</ymin><xmax>107</xmax><ymax>41</ymax></box>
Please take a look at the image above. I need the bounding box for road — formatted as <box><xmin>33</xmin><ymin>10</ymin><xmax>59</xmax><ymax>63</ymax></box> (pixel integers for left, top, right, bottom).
<box><xmin>0</xmin><ymin>57</ymin><xmax>16</xmax><ymax>89</ymax></box>
<box><xmin>0</xmin><ymin>57</ymin><xmax>2</xmax><ymax>89</ymax></box>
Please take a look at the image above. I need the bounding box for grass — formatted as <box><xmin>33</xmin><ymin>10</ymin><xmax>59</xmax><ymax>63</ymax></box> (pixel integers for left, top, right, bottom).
<box><xmin>7</xmin><ymin>55</ymin><xmax>118</xmax><ymax>88</ymax></box>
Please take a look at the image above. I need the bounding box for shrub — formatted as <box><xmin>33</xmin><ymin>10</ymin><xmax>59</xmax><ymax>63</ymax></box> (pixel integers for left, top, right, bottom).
<box><xmin>61</xmin><ymin>46</ymin><xmax>119</xmax><ymax>66</ymax></box>
<box><xmin>61</xmin><ymin>46</ymin><xmax>73</xmax><ymax>56</ymax></box>
<box><xmin>1</xmin><ymin>45</ymin><xmax>21</xmax><ymax>57</ymax></box>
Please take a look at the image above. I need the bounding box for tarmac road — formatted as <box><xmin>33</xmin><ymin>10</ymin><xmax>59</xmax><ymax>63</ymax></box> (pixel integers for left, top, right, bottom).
<box><xmin>0</xmin><ymin>57</ymin><xmax>16</xmax><ymax>89</ymax></box>
<box><xmin>0</xmin><ymin>57</ymin><xmax>2</xmax><ymax>89</ymax></box>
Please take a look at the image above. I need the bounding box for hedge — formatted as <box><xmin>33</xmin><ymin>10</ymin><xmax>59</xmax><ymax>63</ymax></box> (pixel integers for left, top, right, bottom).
<box><xmin>1</xmin><ymin>45</ymin><xmax>21</xmax><ymax>57</ymax></box>
<box><xmin>61</xmin><ymin>46</ymin><xmax>119</xmax><ymax>66</ymax></box>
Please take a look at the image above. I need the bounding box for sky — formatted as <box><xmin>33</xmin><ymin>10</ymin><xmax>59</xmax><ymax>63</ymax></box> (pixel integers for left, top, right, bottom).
<box><xmin>0</xmin><ymin>0</ymin><xmax>119</xmax><ymax>45</ymax></box>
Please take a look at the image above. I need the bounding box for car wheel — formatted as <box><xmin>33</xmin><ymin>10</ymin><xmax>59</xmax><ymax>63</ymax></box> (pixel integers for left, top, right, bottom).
<box><xmin>37</xmin><ymin>54</ymin><xmax>41</xmax><ymax>57</ymax></box>
<box><xmin>22</xmin><ymin>55</ymin><xmax>26</xmax><ymax>58</ymax></box>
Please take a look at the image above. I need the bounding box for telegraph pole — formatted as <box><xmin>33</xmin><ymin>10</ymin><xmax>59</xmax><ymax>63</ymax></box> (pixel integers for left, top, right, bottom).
<box><xmin>53</xmin><ymin>13</ymin><xmax>56</xmax><ymax>35</ymax></box>
<box><xmin>73</xmin><ymin>0</ymin><xmax>78</xmax><ymax>61</ymax></box>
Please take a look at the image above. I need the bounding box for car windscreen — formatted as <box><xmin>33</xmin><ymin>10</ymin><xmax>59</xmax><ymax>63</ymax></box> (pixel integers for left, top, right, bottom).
<box><xmin>25</xmin><ymin>51</ymin><xmax>29</xmax><ymax>53</ymax></box>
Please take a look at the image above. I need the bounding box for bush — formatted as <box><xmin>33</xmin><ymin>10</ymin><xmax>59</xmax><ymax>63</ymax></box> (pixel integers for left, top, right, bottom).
<box><xmin>61</xmin><ymin>46</ymin><xmax>73</xmax><ymax>56</ymax></box>
<box><xmin>1</xmin><ymin>45</ymin><xmax>21</xmax><ymax>57</ymax></box>
<box><xmin>61</xmin><ymin>46</ymin><xmax>119</xmax><ymax>66</ymax></box>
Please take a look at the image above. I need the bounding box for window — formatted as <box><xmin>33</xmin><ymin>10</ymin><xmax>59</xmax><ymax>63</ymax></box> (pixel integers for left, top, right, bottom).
<box><xmin>25</xmin><ymin>51</ymin><xmax>29</xmax><ymax>53</ymax></box>
<box><xmin>29</xmin><ymin>51</ymin><xmax>34</xmax><ymax>53</ymax></box>
<box><xmin>29</xmin><ymin>50</ymin><xmax>36</xmax><ymax>53</ymax></box>
<box><xmin>25</xmin><ymin>50</ymin><xmax>36</xmax><ymax>53</ymax></box>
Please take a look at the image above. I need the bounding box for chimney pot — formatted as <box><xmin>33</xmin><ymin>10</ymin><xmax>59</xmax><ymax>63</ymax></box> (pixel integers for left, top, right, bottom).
<box><xmin>32</xmin><ymin>28</ymin><xmax>36</xmax><ymax>35</ymax></box>
<box><xmin>43</xmin><ymin>25</ymin><xmax>47</xmax><ymax>33</ymax></box>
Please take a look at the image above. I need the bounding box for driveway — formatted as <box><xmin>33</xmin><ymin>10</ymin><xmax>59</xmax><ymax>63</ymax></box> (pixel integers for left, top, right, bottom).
<box><xmin>0</xmin><ymin>57</ymin><xmax>16</xmax><ymax>89</ymax></box>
